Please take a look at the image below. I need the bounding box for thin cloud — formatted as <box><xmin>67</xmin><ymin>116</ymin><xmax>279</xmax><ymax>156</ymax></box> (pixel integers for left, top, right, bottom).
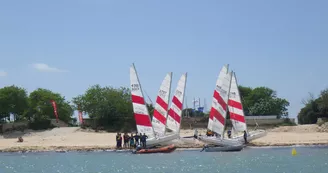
<box><xmin>0</xmin><ymin>70</ymin><xmax>7</xmax><ymax>77</ymax></box>
<box><xmin>31</xmin><ymin>63</ymin><xmax>68</xmax><ymax>72</ymax></box>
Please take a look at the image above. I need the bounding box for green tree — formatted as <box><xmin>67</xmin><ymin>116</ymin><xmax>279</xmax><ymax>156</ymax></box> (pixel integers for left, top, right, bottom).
<box><xmin>298</xmin><ymin>99</ymin><xmax>320</xmax><ymax>124</ymax></box>
<box><xmin>147</xmin><ymin>103</ymin><xmax>154</xmax><ymax>117</ymax></box>
<box><xmin>248</xmin><ymin>98</ymin><xmax>289</xmax><ymax>118</ymax></box>
<box><xmin>238</xmin><ymin>86</ymin><xmax>289</xmax><ymax>117</ymax></box>
<box><xmin>0</xmin><ymin>85</ymin><xmax>28</xmax><ymax>121</ymax></box>
<box><xmin>72</xmin><ymin>85</ymin><xmax>133</xmax><ymax>131</ymax></box>
<box><xmin>317</xmin><ymin>89</ymin><xmax>328</xmax><ymax>117</ymax></box>
<box><xmin>238</xmin><ymin>86</ymin><xmax>252</xmax><ymax>115</ymax></box>
<box><xmin>298</xmin><ymin>88</ymin><xmax>328</xmax><ymax>124</ymax></box>
<box><xmin>26</xmin><ymin>88</ymin><xmax>73</xmax><ymax>123</ymax></box>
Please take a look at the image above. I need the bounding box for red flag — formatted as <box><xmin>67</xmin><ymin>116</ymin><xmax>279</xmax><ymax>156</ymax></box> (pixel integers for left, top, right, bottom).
<box><xmin>50</xmin><ymin>100</ymin><xmax>59</xmax><ymax>123</ymax></box>
<box><xmin>78</xmin><ymin>110</ymin><xmax>83</xmax><ymax>125</ymax></box>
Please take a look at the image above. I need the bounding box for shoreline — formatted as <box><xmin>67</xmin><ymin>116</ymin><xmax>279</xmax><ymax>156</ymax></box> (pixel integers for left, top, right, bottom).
<box><xmin>2</xmin><ymin>125</ymin><xmax>328</xmax><ymax>153</ymax></box>
<box><xmin>1</xmin><ymin>143</ymin><xmax>328</xmax><ymax>153</ymax></box>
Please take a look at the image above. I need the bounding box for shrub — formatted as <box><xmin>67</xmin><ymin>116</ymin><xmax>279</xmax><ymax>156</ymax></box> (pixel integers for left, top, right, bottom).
<box><xmin>28</xmin><ymin>119</ymin><xmax>53</xmax><ymax>130</ymax></box>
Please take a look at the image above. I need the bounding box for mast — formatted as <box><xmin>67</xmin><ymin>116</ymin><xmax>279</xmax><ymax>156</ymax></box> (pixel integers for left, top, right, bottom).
<box><xmin>163</xmin><ymin>72</ymin><xmax>173</xmax><ymax>136</ymax></box>
<box><xmin>178</xmin><ymin>72</ymin><xmax>187</xmax><ymax>135</ymax></box>
<box><xmin>221</xmin><ymin>70</ymin><xmax>233</xmax><ymax>140</ymax></box>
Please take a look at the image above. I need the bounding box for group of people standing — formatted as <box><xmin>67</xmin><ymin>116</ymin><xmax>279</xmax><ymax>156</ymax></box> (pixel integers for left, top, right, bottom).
<box><xmin>116</xmin><ymin>132</ymin><xmax>148</xmax><ymax>149</ymax></box>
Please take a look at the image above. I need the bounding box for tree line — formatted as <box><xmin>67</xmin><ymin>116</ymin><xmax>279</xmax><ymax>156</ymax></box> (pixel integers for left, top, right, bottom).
<box><xmin>298</xmin><ymin>88</ymin><xmax>328</xmax><ymax>124</ymax></box>
<box><xmin>0</xmin><ymin>84</ymin><xmax>290</xmax><ymax>131</ymax></box>
<box><xmin>183</xmin><ymin>86</ymin><xmax>290</xmax><ymax>119</ymax></box>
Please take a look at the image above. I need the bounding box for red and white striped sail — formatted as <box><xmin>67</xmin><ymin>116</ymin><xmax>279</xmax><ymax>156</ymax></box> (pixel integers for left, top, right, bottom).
<box><xmin>228</xmin><ymin>72</ymin><xmax>247</xmax><ymax>133</ymax></box>
<box><xmin>166</xmin><ymin>73</ymin><xmax>187</xmax><ymax>133</ymax></box>
<box><xmin>208</xmin><ymin>65</ymin><xmax>229</xmax><ymax>131</ymax></box>
<box><xmin>152</xmin><ymin>72</ymin><xmax>172</xmax><ymax>137</ymax></box>
<box><xmin>130</xmin><ymin>64</ymin><xmax>155</xmax><ymax>138</ymax></box>
<box><xmin>211</xmin><ymin>68</ymin><xmax>232</xmax><ymax>138</ymax></box>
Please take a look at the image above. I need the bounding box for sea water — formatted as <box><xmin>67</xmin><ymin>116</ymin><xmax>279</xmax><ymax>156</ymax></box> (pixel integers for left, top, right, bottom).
<box><xmin>0</xmin><ymin>146</ymin><xmax>328</xmax><ymax>173</ymax></box>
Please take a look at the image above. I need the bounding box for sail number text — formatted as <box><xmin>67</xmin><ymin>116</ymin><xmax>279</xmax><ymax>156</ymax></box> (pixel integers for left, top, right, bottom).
<box><xmin>131</xmin><ymin>84</ymin><xmax>140</xmax><ymax>91</ymax></box>
<box><xmin>159</xmin><ymin>90</ymin><xmax>167</xmax><ymax>98</ymax></box>
<box><xmin>175</xmin><ymin>90</ymin><xmax>182</xmax><ymax>97</ymax></box>
<box><xmin>216</xmin><ymin>85</ymin><xmax>227</xmax><ymax>98</ymax></box>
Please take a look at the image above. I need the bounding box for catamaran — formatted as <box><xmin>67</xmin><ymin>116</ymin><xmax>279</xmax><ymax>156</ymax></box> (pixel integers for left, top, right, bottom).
<box><xmin>198</xmin><ymin>64</ymin><xmax>266</xmax><ymax>146</ymax></box>
<box><xmin>150</xmin><ymin>72</ymin><xmax>185</xmax><ymax>143</ymax></box>
<box><xmin>226</xmin><ymin>71</ymin><xmax>267</xmax><ymax>142</ymax></box>
<box><xmin>197</xmin><ymin>65</ymin><xmax>242</xmax><ymax>146</ymax></box>
<box><xmin>130</xmin><ymin>64</ymin><xmax>186</xmax><ymax>147</ymax></box>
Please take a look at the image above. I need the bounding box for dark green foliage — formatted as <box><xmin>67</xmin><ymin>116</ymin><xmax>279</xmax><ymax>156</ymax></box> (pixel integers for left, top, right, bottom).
<box><xmin>72</xmin><ymin>85</ymin><xmax>134</xmax><ymax>131</ymax></box>
<box><xmin>298</xmin><ymin>89</ymin><xmax>328</xmax><ymax>124</ymax></box>
<box><xmin>28</xmin><ymin>119</ymin><xmax>53</xmax><ymax>130</ymax></box>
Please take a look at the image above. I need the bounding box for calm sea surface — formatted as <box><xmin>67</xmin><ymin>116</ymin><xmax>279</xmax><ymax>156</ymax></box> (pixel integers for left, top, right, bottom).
<box><xmin>0</xmin><ymin>146</ymin><xmax>328</xmax><ymax>173</ymax></box>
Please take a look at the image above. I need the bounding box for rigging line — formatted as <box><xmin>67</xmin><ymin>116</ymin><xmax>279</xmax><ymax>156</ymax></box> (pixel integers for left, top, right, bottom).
<box><xmin>144</xmin><ymin>90</ymin><xmax>154</xmax><ymax>105</ymax></box>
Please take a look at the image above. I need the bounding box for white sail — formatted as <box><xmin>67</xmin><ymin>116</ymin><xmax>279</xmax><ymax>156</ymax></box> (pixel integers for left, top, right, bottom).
<box><xmin>211</xmin><ymin>70</ymin><xmax>232</xmax><ymax>138</ymax></box>
<box><xmin>228</xmin><ymin>72</ymin><xmax>247</xmax><ymax>133</ymax></box>
<box><xmin>152</xmin><ymin>72</ymin><xmax>172</xmax><ymax>137</ymax></box>
<box><xmin>208</xmin><ymin>64</ymin><xmax>229</xmax><ymax>131</ymax></box>
<box><xmin>130</xmin><ymin>64</ymin><xmax>155</xmax><ymax>139</ymax></box>
<box><xmin>166</xmin><ymin>73</ymin><xmax>187</xmax><ymax>133</ymax></box>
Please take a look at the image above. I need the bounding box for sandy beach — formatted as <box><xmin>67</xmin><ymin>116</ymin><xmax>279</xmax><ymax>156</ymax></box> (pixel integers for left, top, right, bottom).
<box><xmin>1</xmin><ymin>124</ymin><xmax>328</xmax><ymax>152</ymax></box>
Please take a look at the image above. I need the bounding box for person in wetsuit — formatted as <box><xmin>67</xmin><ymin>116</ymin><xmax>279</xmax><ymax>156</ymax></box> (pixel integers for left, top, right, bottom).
<box><xmin>136</xmin><ymin>144</ymin><xmax>142</xmax><ymax>151</ymax></box>
<box><xmin>116</xmin><ymin>132</ymin><xmax>120</xmax><ymax>148</ymax></box>
<box><xmin>141</xmin><ymin>133</ymin><xmax>148</xmax><ymax>148</ymax></box>
<box><xmin>129</xmin><ymin>133</ymin><xmax>135</xmax><ymax>148</ymax></box>
<box><xmin>118</xmin><ymin>133</ymin><xmax>122</xmax><ymax>149</ymax></box>
<box><xmin>134</xmin><ymin>133</ymin><xmax>140</xmax><ymax>146</ymax></box>
<box><xmin>123</xmin><ymin>133</ymin><xmax>129</xmax><ymax>148</ymax></box>
<box><xmin>243</xmin><ymin>130</ymin><xmax>248</xmax><ymax>144</ymax></box>
<box><xmin>193</xmin><ymin>129</ymin><xmax>198</xmax><ymax>139</ymax></box>
<box><xmin>227</xmin><ymin>130</ymin><xmax>232</xmax><ymax>138</ymax></box>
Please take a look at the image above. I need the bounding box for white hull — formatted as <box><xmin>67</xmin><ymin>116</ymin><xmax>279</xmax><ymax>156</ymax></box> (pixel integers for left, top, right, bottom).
<box><xmin>198</xmin><ymin>136</ymin><xmax>242</xmax><ymax>146</ymax></box>
<box><xmin>229</xmin><ymin>130</ymin><xmax>267</xmax><ymax>142</ymax></box>
<box><xmin>204</xmin><ymin>145</ymin><xmax>243</xmax><ymax>152</ymax></box>
<box><xmin>146</xmin><ymin>133</ymin><xmax>180</xmax><ymax>148</ymax></box>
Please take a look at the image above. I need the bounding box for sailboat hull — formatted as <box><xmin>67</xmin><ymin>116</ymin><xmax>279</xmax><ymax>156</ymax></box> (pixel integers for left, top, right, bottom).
<box><xmin>146</xmin><ymin>133</ymin><xmax>180</xmax><ymax>148</ymax></box>
<box><xmin>229</xmin><ymin>130</ymin><xmax>267</xmax><ymax>142</ymax></box>
<box><xmin>197</xmin><ymin>136</ymin><xmax>243</xmax><ymax>146</ymax></box>
<box><xmin>204</xmin><ymin>145</ymin><xmax>243</xmax><ymax>152</ymax></box>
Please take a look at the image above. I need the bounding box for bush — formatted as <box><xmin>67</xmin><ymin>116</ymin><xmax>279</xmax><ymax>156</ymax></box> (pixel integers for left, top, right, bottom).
<box><xmin>280</xmin><ymin>118</ymin><xmax>297</xmax><ymax>126</ymax></box>
<box><xmin>28</xmin><ymin>119</ymin><xmax>53</xmax><ymax>130</ymax></box>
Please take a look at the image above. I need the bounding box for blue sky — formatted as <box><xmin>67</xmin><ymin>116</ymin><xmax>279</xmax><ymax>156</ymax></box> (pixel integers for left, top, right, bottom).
<box><xmin>0</xmin><ymin>0</ymin><xmax>327</xmax><ymax>119</ymax></box>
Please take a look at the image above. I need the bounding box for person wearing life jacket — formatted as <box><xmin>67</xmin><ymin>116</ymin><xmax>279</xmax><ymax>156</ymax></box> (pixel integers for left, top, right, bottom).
<box><xmin>206</xmin><ymin>130</ymin><xmax>211</xmax><ymax>136</ymax></box>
